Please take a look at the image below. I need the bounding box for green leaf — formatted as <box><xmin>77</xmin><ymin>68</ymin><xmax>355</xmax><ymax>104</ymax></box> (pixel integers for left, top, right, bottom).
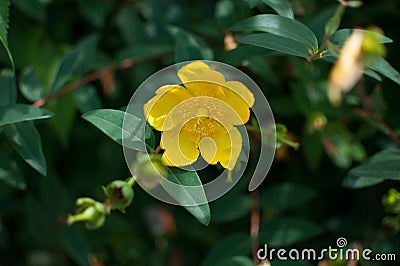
<box><xmin>0</xmin><ymin>104</ymin><xmax>53</xmax><ymax>126</ymax></box>
<box><xmin>342</xmin><ymin>175</ymin><xmax>384</xmax><ymax>189</ymax></box>
<box><xmin>5</xmin><ymin>122</ymin><xmax>47</xmax><ymax>176</ymax></box>
<box><xmin>242</xmin><ymin>0</ymin><xmax>260</xmax><ymax>9</ymax></box>
<box><xmin>0</xmin><ymin>0</ymin><xmax>14</xmax><ymax>69</ymax></box>
<box><xmin>115</xmin><ymin>44</ymin><xmax>172</xmax><ymax>64</ymax></box>
<box><xmin>348</xmin><ymin>148</ymin><xmax>400</xmax><ymax>181</ymax></box>
<box><xmin>78</xmin><ymin>0</ymin><xmax>113</xmax><ymax>28</ymax></box>
<box><xmin>168</xmin><ymin>26</ymin><xmax>214</xmax><ymax>63</ymax></box>
<box><xmin>47</xmin><ymin>94</ymin><xmax>76</xmax><ymax>146</ymax></box>
<box><xmin>49</xmin><ymin>35</ymin><xmax>99</xmax><ymax>96</ymax></box>
<box><xmin>0</xmin><ymin>152</ymin><xmax>25</xmax><ymax>190</ymax></box>
<box><xmin>302</xmin><ymin>133</ymin><xmax>324</xmax><ymax>171</ymax></box>
<box><xmin>238</xmin><ymin>33</ymin><xmax>310</xmax><ymax>59</ymax></box>
<box><xmin>82</xmin><ymin>109</ymin><xmax>147</xmax><ymax>151</ymax></box>
<box><xmin>61</xmin><ymin>227</ymin><xmax>91</xmax><ymax>266</ymax></box>
<box><xmin>19</xmin><ymin>66</ymin><xmax>44</xmax><ymax>102</ymax></box>
<box><xmin>231</xmin><ymin>14</ymin><xmax>318</xmax><ymax>50</ymax></box>
<box><xmin>0</xmin><ymin>69</ymin><xmax>16</xmax><ymax>106</ymax></box>
<box><xmin>330</xmin><ymin>29</ymin><xmax>393</xmax><ymax>46</ymax></box>
<box><xmin>202</xmin><ymin>234</ymin><xmax>251</xmax><ymax>266</ymax></box>
<box><xmin>210</xmin><ymin>192</ymin><xmax>251</xmax><ymax>223</ymax></box>
<box><xmin>215</xmin><ymin>256</ymin><xmax>254</xmax><ymax>266</ymax></box>
<box><xmin>260</xmin><ymin>182</ymin><xmax>317</xmax><ymax>210</ymax></box>
<box><xmin>259</xmin><ymin>217</ymin><xmax>323</xmax><ymax>247</ymax></box>
<box><xmin>12</xmin><ymin>0</ymin><xmax>46</xmax><ymax>22</ymax></box>
<box><xmin>262</xmin><ymin>0</ymin><xmax>294</xmax><ymax>19</ymax></box>
<box><xmin>367</xmin><ymin>56</ymin><xmax>400</xmax><ymax>86</ymax></box>
<box><xmin>161</xmin><ymin>168</ymin><xmax>210</xmax><ymax>226</ymax></box>
<box><xmin>73</xmin><ymin>85</ymin><xmax>102</xmax><ymax>113</ymax></box>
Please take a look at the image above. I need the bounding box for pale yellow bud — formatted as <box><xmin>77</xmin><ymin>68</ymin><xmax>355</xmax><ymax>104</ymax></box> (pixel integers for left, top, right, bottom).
<box><xmin>328</xmin><ymin>31</ymin><xmax>364</xmax><ymax>106</ymax></box>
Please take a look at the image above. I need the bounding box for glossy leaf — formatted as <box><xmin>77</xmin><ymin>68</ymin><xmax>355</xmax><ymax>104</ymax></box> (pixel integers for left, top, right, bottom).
<box><xmin>367</xmin><ymin>56</ymin><xmax>400</xmax><ymax>86</ymax></box>
<box><xmin>82</xmin><ymin>109</ymin><xmax>147</xmax><ymax>151</ymax></box>
<box><xmin>242</xmin><ymin>0</ymin><xmax>260</xmax><ymax>8</ymax></box>
<box><xmin>215</xmin><ymin>256</ymin><xmax>254</xmax><ymax>266</ymax></box>
<box><xmin>0</xmin><ymin>152</ymin><xmax>25</xmax><ymax>190</ymax></box>
<box><xmin>0</xmin><ymin>69</ymin><xmax>16</xmax><ymax>106</ymax></box>
<box><xmin>73</xmin><ymin>85</ymin><xmax>102</xmax><ymax>113</ymax></box>
<box><xmin>348</xmin><ymin>149</ymin><xmax>400</xmax><ymax>181</ymax></box>
<box><xmin>168</xmin><ymin>26</ymin><xmax>214</xmax><ymax>63</ymax></box>
<box><xmin>259</xmin><ymin>217</ymin><xmax>323</xmax><ymax>247</ymax></box>
<box><xmin>231</xmin><ymin>14</ymin><xmax>318</xmax><ymax>50</ymax></box>
<box><xmin>5</xmin><ymin>122</ymin><xmax>47</xmax><ymax>176</ymax></box>
<box><xmin>47</xmin><ymin>94</ymin><xmax>76</xmax><ymax>146</ymax></box>
<box><xmin>202</xmin><ymin>234</ymin><xmax>251</xmax><ymax>266</ymax></box>
<box><xmin>19</xmin><ymin>66</ymin><xmax>44</xmax><ymax>102</ymax></box>
<box><xmin>161</xmin><ymin>168</ymin><xmax>210</xmax><ymax>226</ymax></box>
<box><xmin>116</xmin><ymin>44</ymin><xmax>172</xmax><ymax>63</ymax></box>
<box><xmin>0</xmin><ymin>104</ymin><xmax>53</xmax><ymax>126</ymax></box>
<box><xmin>49</xmin><ymin>35</ymin><xmax>99</xmax><ymax>96</ymax></box>
<box><xmin>260</xmin><ymin>182</ymin><xmax>317</xmax><ymax>210</ymax></box>
<box><xmin>342</xmin><ymin>175</ymin><xmax>384</xmax><ymax>189</ymax></box>
<box><xmin>330</xmin><ymin>29</ymin><xmax>393</xmax><ymax>46</ymax></box>
<box><xmin>0</xmin><ymin>0</ymin><xmax>14</xmax><ymax>68</ymax></box>
<box><xmin>238</xmin><ymin>33</ymin><xmax>310</xmax><ymax>59</ymax></box>
<box><xmin>12</xmin><ymin>0</ymin><xmax>46</xmax><ymax>22</ymax></box>
<box><xmin>210</xmin><ymin>192</ymin><xmax>250</xmax><ymax>223</ymax></box>
<box><xmin>262</xmin><ymin>0</ymin><xmax>294</xmax><ymax>19</ymax></box>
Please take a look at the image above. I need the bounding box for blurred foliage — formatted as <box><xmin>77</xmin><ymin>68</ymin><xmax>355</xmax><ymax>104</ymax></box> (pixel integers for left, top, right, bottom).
<box><xmin>1</xmin><ymin>0</ymin><xmax>400</xmax><ymax>265</ymax></box>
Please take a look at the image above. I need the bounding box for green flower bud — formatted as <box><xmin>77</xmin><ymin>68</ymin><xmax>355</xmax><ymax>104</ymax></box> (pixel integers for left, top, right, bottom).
<box><xmin>102</xmin><ymin>180</ymin><xmax>134</xmax><ymax>213</ymax></box>
<box><xmin>67</xmin><ymin>198</ymin><xmax>106</xmax><ymax>230</ymax></box>
<box><xmin>133</xmin><ymin>153</ymin><xmax>167</xmax><ymax>189</ymax></box>
<box><xmin>383</xmin><ymin>189</ymin><xmax>400</xmax><ymax>213</ymax></box>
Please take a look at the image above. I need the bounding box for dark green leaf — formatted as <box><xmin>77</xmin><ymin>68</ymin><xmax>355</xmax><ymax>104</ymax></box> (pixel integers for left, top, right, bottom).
<box><xmin>0</xmin><ymin>104</ymin><xmax>53</xmax><ymax>126</ymax></box>
<box><xmin>242</xmin><ymin>0</ymin><xmax>260</xmax><ymax>9</ymax></box>
<box><xmin>202</xmin><ymin>234</ymin><xmax>251</xmax><ymax>266</ymax></box>
<box><xmin>259</xmin><ymin>217</ymin><xmax>323</xmax><ymax>247</ymax></box>
<box><xmin>367</xmin><ymin>56</ymin><xmax>400</xmax><ymax>86</ymax></box>
<box><xmin>215</xmin><ymin>256</ymin><xmax>254</xmax><ymax>266</ymax></box>
<box><xmin>342</xmin><ymin>175</ymin><xmax>384</xmax><ymax>189</ymax></box>
<box><xmin>168</xmin><ymin>26</ymin><xmax>214</xmax><ymax>63</ymax></box>
<box><xmin>218</xmin><ymin>45</ymin><xmax>268</xmax><ymax>66</ymax></box>
<box><xmin>260</xmin><ymin>182</ymin><xmax>317</xmax><ymax>210</ymax></box>
<box><xmin>211</xmin><ymin>192</ymin><xmax>250</xmax><ymax>223</ymax></box>
<box><xmin>231</xmin><ymin>14</ymin><xmax>318</xmax><ymax>50</ymax></box>
<box><xmin>82</xmin><ymin>109</ymin><xmax>147</xmax><ymax>151</ymax></box>
<box><xmin>78</xmin><ymin>0</ymin><xmax>113</xmax><ymax>28</ymax></box>
<box><xmin>49</xmin><ymin>35</ymin><xmax>99</xmax><ymax>96</ymax></box>
<box><xmin>238</xmin><ymin>33</ymin><xmax>310</xmax><ymax>59</ymax></box>
<box><xmin>19</xmin><ymin>66</ymin><xmax>44</xmax><ymax>102</ymax></box>
<box><xmin>73</xmin><ymin>85</ymin><xmax>102</xmax><ymax>113</ymax></box>
<box><xmin>330</xmin><ymin>29</ymin><xmax>393</xmax><ymax>46</ymax></box>
<box><xmin>161</xmin><ymin>168</ymin><xmax>210</xmax><ymax>226</ymax></box>
<box><xmin>0</xmin><ymin>69</ymin><xmax>16</xmax><ymax>106</ymax></box>
<box><xmin>115</xmin><ymin>44</ymin><xmax>172</xmax><ymax>64</ymax></box>
<box><xmin>12</xmin><ymin>0</ymin><xmax>46</xmax><ymax>22</ymax></box>
<box><xmin>5</xmin><ymin>122</ymin><xmax>47</xmax><ymax>176</ymax></box>
<box><xmin>262</xmin><ymin>0</ymin><xmax>294</xmax><ymax>19</ymax></box>
<box><xmin>0</xmin><ymin>0</ymin><xmax>14</xmax><ymax>68</ymax></box>
<box><xmin>0</xmin><ymin>152</ymin><xmax>25</xmax><ymax>190</ymax></box>
<box><xmin>348</xmin><ymin>149</ymin><xmax>400</xmax><ymax>181</ymax></box>
<box><xmin>302</xmin><ymin>133</ymin><xmax>324</xmax><ymax>171</ymax></box>
<box><xmin>61</xmin><ymin>227</ymin><xmax>91</xmax><ymax>266</ymax></box>
<box><xmin>47</xmin><ymin>94</ymin><xmax>76</xmax><ymax>146</ymax></box>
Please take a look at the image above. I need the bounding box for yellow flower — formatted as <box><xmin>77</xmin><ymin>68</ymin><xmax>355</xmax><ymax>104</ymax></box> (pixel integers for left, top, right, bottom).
<box><xmin>144</xmin><ymin>61</ymin><xmax>254</xmax><ymax>170</ymax></box>
<box><xmin>328</xmin><ymin>31</ymin><xmax>364</xmax><ymax>106</ymax></box>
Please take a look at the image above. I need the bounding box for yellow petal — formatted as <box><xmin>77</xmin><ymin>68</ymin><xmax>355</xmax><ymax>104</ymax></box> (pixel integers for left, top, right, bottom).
<box><xmin>198</xmin><ymin>125</ymin><xmax>242</xmax><ymax>170</ymax></box>
<box><xmin>178</xmin><ymin>61</ymin><xmax>225</xmax><ymax>84</ymax></box>
<box><xmin>144</xmin><ymin>85</ymin><xmax>192</xmax><ymax>131</ymax></box>
<box><xmin>224</xmin><ymin>81</ymin><xmax>255</xmax><ymax>107</ymax></box>
<box><xmin>160</xmin><ymin>127</ymin><xmax>199</xmax><ymax>167</ymax></box>
<box><xmin>184</xmin><ymin>81</ymin><xmax>250</xmax><ymax>125</ymax></box>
